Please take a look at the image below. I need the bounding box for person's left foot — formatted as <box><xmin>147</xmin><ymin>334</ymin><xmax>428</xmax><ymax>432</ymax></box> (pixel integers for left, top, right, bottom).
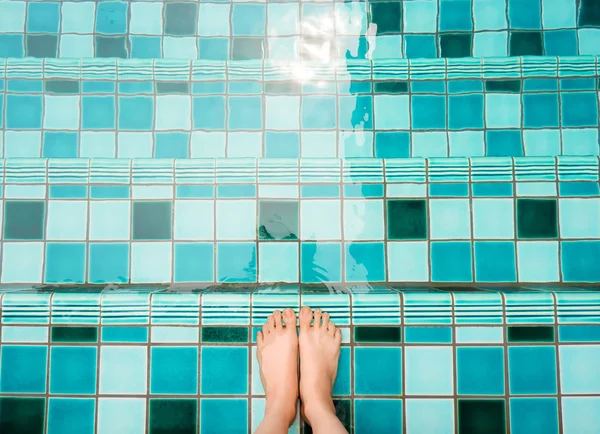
<box><xmin>257</xmin><ymin>308</ymin><xmax>299</xmax><ymax>426</ymax></box>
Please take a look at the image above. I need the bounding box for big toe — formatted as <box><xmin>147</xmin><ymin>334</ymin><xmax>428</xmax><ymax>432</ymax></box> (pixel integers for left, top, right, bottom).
<box><xmin>299</xmin><ymin>306</ymin><xmax>312</xmax><ymax>332</ymax></box>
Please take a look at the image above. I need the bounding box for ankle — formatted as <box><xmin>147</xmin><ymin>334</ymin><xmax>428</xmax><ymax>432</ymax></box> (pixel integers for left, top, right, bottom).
<box><xmin>302</xmin><ymin>398</ymin><xmax>336</xmax><ymax>426</ymax></box>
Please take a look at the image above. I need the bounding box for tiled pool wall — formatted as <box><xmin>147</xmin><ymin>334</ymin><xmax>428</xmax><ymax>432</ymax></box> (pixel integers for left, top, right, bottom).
<box><xmin>1</xmin><ymin>157</ymin><xmax>600</xmax><ymax>284</ymax></box>
<box><xmin>0</xmin><ymin>288</ymin><xmax>599</xmax><ymax>434</ymax></box>
<box><xmin>0</xmin><ymin>0</ymin><xmax>599</xmax><ymax>59</ymax></box>
<box><xmin>0</xmin><ymin>57</ymin><xmax>599</xmax><ymax>159</ymax></box>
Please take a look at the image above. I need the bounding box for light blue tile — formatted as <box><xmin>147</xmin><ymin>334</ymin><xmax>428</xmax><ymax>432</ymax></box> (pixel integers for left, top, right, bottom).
<box><xmin>456</xmin><ymin>327</ymin><xmax>503</xmax><ymax>343</ymax></box>
<box><xmin>217</xmin><ymin>242</ymin><xmax>257</xmax><ymax>283</ymax></box>
<box><xmin>216</xmin><ymin>200</ymin><xmax>256</xmax><ymax>240</ymax></box>
<box><xmin>130</xmin><ymin>2</ymin><xmax>162</xmax><ymax>35</ymax></box>
<box><xmin>43</xmin><ymin>96</ymin><xmax>80</xmax><ymax>130</ymax></box>
<box><xmin>89</xmin><ymin>201</ymin><xmax>131</xmax><ymax>240</ymax></box>
<box><xmin>403</xmin><ymin>0</ymin><xmax>437</xmax><ymax>33</ymax></box>
<box><xmin>473</xmin><ymin>31</ymin><xmax>508</xmax><ymax>57</ymax></box>
<box><xmin>174</xmin><ymin>200</ymin><xmax>214</xmax><ymax>240</ymax></box>
<box><xmin>155</xmin><ymin>95</ymin><xmax>191</xmax><ymax>130</ymax></box>
<box><xmin>485</xmin><ymin>94</ymin><xmax>522</xmax><ymax>128</ymax></box>
<box><xmin>1</xmin><ymin>242</ymin><xmax>43</xmax><ymax>283</ymax></box>
<box><xmin>517</xmin><ymin>241</ymin><xmax>560</xmax><ymax>282</ymax></box>
<box><xmin>46</xmin><ymin>201</ymin><xmax>87</xmax><ymax>240</ymax></box>
<box><xmin>301</xmin><ymin>200</ymin><xmax>341</xmax><ymax>240</ymax></box>
<box><xmin>405</xmin><ymin>399</ymin><xmax>454</xmax><ymax>434</ymax></box>
<box><xmin>258</xmin><ymin>242</ymin><xmax>299</xmax><ymax>283</ymax></box>
<box><xmin>97</xmin><ymin>398</ymin><xmax>146</xmax><ymax>434</ymax></box>
<box><xmin>1</xmin><ymin>326</ymin><xmax>48</xmax><ymax>343</ymax></box>
<box><xmin>429</xmin><ymin>199</ymin><xmax>471</xmax><ymax>239</ymax></box>
<box><xmin>343</xmin><ymin>199</ymin><xmax>384</xmax><ymax>240</ymax></box>
<box><xmin>472</xmin><ymin>198</ymin><xmax>515</xmax><ymax>239</ymax></box>
<box><xmin>0</xmin><ymin>1</ymin><xmax>26</xmax><ymax>32</ymax></box>
<box><xmin>101</xmin><ymin>326</ymin><xmax>148</xmax><ymax>343</ymax></box>
<box><xmin>411</xmin><ymin>132</ymin><xmax>448</xmax><ymax>158</ymax></box>
<box><xmin>405</xmin><ymin>346</ymin><xmax>453</xmax><ymax>395</ymax></box>
<box><xmin>559</xmin><ymin>345</ymin><xmax>600</xmax><ymax>393</ymax></box>
<box><xmin>374</xmin><ymin>95</ymin><xmax>410</xmax><ymax>129</ymax></box>
<box><xmin>562</xmin><ymin>397</ymin><xmax>600</xmax><ymax>434</ymax></box>
<box><xmin>99</xmin><ymin>346</ymin><xmax>147</xmax><ymax>394</ymax></box>
<box><xmin>131</xmin><ymin>242</ymin><xmax>172</xmax><ymax>283</ymax></box>
<box><xmin>559</xmin><ymin>198</ymin><xmax>600</xmax><ymax>238</ymax></box>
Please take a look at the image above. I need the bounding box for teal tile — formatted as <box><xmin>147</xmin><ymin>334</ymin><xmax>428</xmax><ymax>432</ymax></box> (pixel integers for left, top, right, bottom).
<box><xmin>48</xmin><ymin>398</ymin><xmax>95</xmax><ymax>434</ymax></box>
<box><xmin>150</xmin><ymin>399</ymin><xmax>198</xmax><ymax>434</ymax></box>
<box><xmin>0</xmin><ymin>397</ymin><xmax>46</xmax><ymax>434</ymax></box>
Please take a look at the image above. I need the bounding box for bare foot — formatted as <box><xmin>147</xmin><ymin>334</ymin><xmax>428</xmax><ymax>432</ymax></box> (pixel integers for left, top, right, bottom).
<box><xmin>299</xmin><ymin>306</ymin><xmax>342</xmax><ymax>426</ymax></box>
<box><xmin>257</xmin><ymin>308</ymin><xmax>299</xmax><ymax>426</ymax></box>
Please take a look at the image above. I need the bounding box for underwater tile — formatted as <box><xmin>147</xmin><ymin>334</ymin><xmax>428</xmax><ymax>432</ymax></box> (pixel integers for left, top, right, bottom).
<box><xmin>458</xmin><ymin>399</ymin><xmax>506</xmax><ymax>434</ymax></box>
<box><xmin>149</xmin><ymin>399</ymin><xmax>198</xmax><ymax>434</ymax></box>
<box><xmin>0</xmin><ymin>397</ymin><xmax>46</xmax><ymax>434</ymax></box>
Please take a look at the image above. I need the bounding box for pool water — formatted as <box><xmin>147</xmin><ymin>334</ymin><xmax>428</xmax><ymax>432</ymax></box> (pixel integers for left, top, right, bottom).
<box><xmin>0</xmin><ymin>0</ymin><xmax>600</xmax><ymax>433</ymax></box>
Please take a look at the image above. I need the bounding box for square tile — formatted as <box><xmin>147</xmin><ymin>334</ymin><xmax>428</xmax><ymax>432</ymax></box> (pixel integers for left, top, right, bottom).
<box><xmin>301</xmin><ymin>242</ymin><xmax>341</xmax><ymax>283</ymax></box>
<box><xmin>89</xmin><ymin>243</ymin><xmax>129</xmax><ymax>284</ymax></box>
<box><xmin>387</xmin><ymin>242</ymin><xmax>429</xmax><ymax>282</ymax></box>
<box><xmin>0</xmin><ymin>397</ymin><xmax>46</xmax><ymax>434</ymax></box>
<box><xmin>3</xmin><ymin>201</ymin><xmax>45</xmax><ymax>240</ymax></box>
<box><xmin>201</xmin><ymin>347</ymin><xmax>248</xmax><ymax>394</ymax></box>
<box><xmin>523</xmin><ymin>93</ymin><xmax>559</xmax><ymax>128</ymax></box>
<box><xmin>99</xmin><ymin>346</ymin><xmax>147</xmax><ymax>394</ymax></box>
<box><xmin>474</xmin><ymin>241</ymin><xmax>517</xmax><ymax>282</ymax></box>
<box><xmin>164</xmin><ymin>3</ymin><xmax>197</xmax><ymax>36</ymax></box>
<box><xmin>561</xmin><ymin>92</ymin><xmax>599</xmax><ymax>127</ymax></box>
<box><xmin>217</xmin><ymin>242</ymin><xmax>257</xmax><ymax>282</ymax></box>
<box><xmin>510</xmin><ymin>398</ymin><xmax>558</xmax><ymax>434</ymax></box>
<box><xmin>472</xmin><ymin>199</ymin><xmax>514</xmax><ymax>239</ymax></box>
<box><xmin>457</xmin><ymin>347</ymin><xmax>505</xmax><ymax>395</ymax></box>
<box><xmin>449</xmin><ymin>94</ymin><xmax>484</xmax><ymax>130</ymax></box>
<box><xmin>375</xmin><ymin>131</ymin><xmax>410</xmax><ymax>158</ymax></box>
<box><xmin>6</xmin><ymin>95</ymin><xmax>43</xmax><ymax>129</ymax></box>
<box><xmin>150</xmin><ymin>347</ymin><xmax>198</xmax><ymax>394</ymax></box>
<box><xmin>301</xmin><ymin>200</ymin><xmax>341</xmax><ymax>240</ymax></box>
<box><xmin>46</xmin><ymin>201</ymin><xmax>87</xmax><ymax>241</ymax></box>
<box><xmin>43</xmin><ymin>132</ymin><xmax>78</xmax><ymax>158</ymax></box>
<box><xmin>517</xmin><ymin>241</ymin><xmax>559</xmax><ymax>282</ymax></box>
<box><xmin>216</xmin><ymin>200</ymin><xmax>256</xmax><ymax>240</ymax></box>
<box><xmin>259</xmin><ymin>201</ymin><xmax>299</xmax><ymax>240</ymax></box>
<box><xmin>149</xmin><ymin>399</ymin><xmax>197</xmax><ymax>434</ymax></box>
<box><xmin>440</xmin><ymin>0</ymin><xmax>473</xmax><ymax>31</ymax></box>
<box><xmin>559</xmin><ymin>198</ymin><xmax>600</xmax><ymax>238</ymax></box>
<box><xmin>559</xmin><ymin>345</ymin><xmax>600</xmax><ymax>393</ymax></box>
<box><xmin>387</xmin><ymin>200</ymin><xmax>427</xmax><ymax>240</ymax></box>
<box><xmin>431</xmin><ymin>241</ymin><xmax>473</xmax><ymax>282</ymax></box>
<box><xmin>508</xmin><ymin>0</ymin><xmax>541</xmax><ymax>29</ymax></box>
<box><xmin>132</xmin><ymin>201</ymin><xmax>172</xmax><ymax>240</ymax></box>
<box><xmin>508</xmin><ymin>346</ymin><xmax>557</xmax><ymax>394</ymax></box>
<box><xmin>1</xmin><ymin>242</ymin><xmax>44</xmax><ymax>283</ymax></box>
<box><xmin>95</xmin><ymin>35</ymin><xmax>128</xmax><ymax>57</ymax></box>
<box><xmin>346</xmin><ymin>242</ymin><xmax>386</xmax><ymax>282</ymax></box>
<box><xmin>89</xmin><ymin>201</ymin><xmax>131</xmax><ymax>240</ymax></box>
<box><xmin>354</xmin><ymin>347</ymin><xmax>402</xmax><ymax>395</ymax></box>
<box><xmin>371</xmin><ymin>2</ymin><xmax>401</xmax><ymax>34</ymax></box>
<box><xmin>440</xmin><ymin>34</ymin><xmax>472</xmax><ymax>57</ymax></box>
<box><xmin>485</xmin><ymin>94</ymin><xmax>522</xmax><ymax>128</ymax></box>
<box><xmin>516</xmin><ymin>199</ymin><xmax>558</xmax><ymax>239</ymax></box>
<box><xmin>404</xmin><ymin>34</ymin><xmax>437</xmax><ymax>58</ymax></box>
<box><xmin>258</xmin><ymin>242</ymin><xmax>299</xmax><ymax>282</ymax></box>
<box><xmin>578</xmin><ymin>0</ymin><xmax>600</xmax><ymax>26</ymax></box>
<box><xmin>411</xmin><ymin>95</ymin><xmax>446</xmax><ymax>130</ymax></box>
<box><xmin>174</xmin><ymin>243</ymin><xmax>214</xmax><ymax>283</ymax></box>
<box><xmin>509</xmin><ymin>31</ymin><xmax>544</xmax><ymax>55</ymax></box>
<box><xmin>50</xmin><ymin>346</ymin><xmax>97</xmax><ymax>394</ymax></box>
<box><xmin>406</xmin><ymin>399</ymin><xmax>454</xmax><ymax>434</ymax></box>
<box><xmin>96</xmin><ymin>2</ymin><xmax>128</xmax><ymax>34</ymax></box>
<box><xmin>98</xmin><ymin>398</ymin><xmax>146</xmax><ymax>434</ymax></box>
<box><xmin>201</xmin><ymin>399</ymin><xmax>247</xmax><ymax>434</ymax></box>
<box><xmin>130</xmin><ymin>2</ymin><xmax>162</xmax><ymax>35</ymax></box>
<box><xmin>301</xmin><ymin>96</ymin><xmax>337</xmax><ymax>130</ymax></box>
<box><xmin>27</xmin><ymin>1</ymin><xmax>59</xmax><ymax>32</ymax></box>
<box><xmin>0</xmin><ymin>1</ymin><xmax>26</xmax><ymax>32</ymax></box>
<box><xmin>405</xmin><ymin>346</ymin><xmax>453</xmax><ymax>395</ymax></box>
<box><xmin>44</xmin><ymin>243</ymin><xmax>86</xmax><ymax>284</ymax></box>
<box><xmin>458</xmin><ymin>399</ymin><xmax>506</xmax><ymax>434</ymax></box>
<box><xmin>562</xmin><ymin>397</ymin><xmax>600</xmax><ymax>434</ymax></box>
<box><xmin>131</xmin><ymin>242</ymin><xmax>172</xmax><ymax>283</ymax></box>
<box><xmin>429</xmin><ymin>199</ymin><xmax>471</xmax><ymax>240</ymax></box>
<box><xmin>0</xmin><ymin>345</ymin><xmax>47</xmax><ymax>393</ymax></box>
<box><xmin>561</xmin><ymin>240</ymin><xmax>600</xmax><ymax>282</ymax></box>
<box><xmin>354</xmin><ymin>399</ymin><xmax>402</xmax><ymax>434</ymax></box>
<box><xmin>343</xmin><ymin>199</ymin><xmax>384</xmax><ymax>241</ymax></box>
<box><xmin>403</xmin><ymin>0</ymin><xmax>437</xmax><ymax>33</ymax></box>
<box><xmin>193</xmin><ymin>96</ymin><xmax>226</xmax><ymax>130</ymax></box>
<box><xmin>48</xmin><ymin>398</ymin><xmax>95</xmax><ymax>434</ymax></box>
<box><xmin>118</xmin><ymin>96</ymin><xmax>154</xmax><ymax>130</ymax></box>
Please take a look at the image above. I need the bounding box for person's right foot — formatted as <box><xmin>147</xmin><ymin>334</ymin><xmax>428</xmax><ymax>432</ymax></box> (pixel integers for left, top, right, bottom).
<box><xmin>298</xmin><ymin>306</ymin><xmax>342</xmax><ymax>426</ymax></box>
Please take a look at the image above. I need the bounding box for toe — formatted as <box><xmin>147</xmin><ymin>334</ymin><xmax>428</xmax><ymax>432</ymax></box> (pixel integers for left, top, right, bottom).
<box><xmin>262</xmin><ymin>323</ymin><xmax>270</xmax><ymax>336</ymax></box>
<box><xmin>283</xmin><ymin>308</ymin><xmax>296</xmax><ymax>328</ymax></box>
<box><xmin>266</xmin><ymin>315</ymin><xmax>275</xmax><ymax>333</ymax></box>
<box><xmin>299</xmin><ymin>306</ymin><xmax>312</xmax><ymax>332</ymax></box>
<box><xmin>335</xmin><ymin>328</ymin><xmax>342</xmax><ymax>343</ymax></box>
<box><xmin>257</xmin><ymin>331</ymin><xmax>264</xmax><ymax>348</ymax></box>
<box><xmin>327</xmin><ymin>320</ymin><xmax>336</xmax><ymax>336</ymax></box>
<box><xmin>322</xmin><ymin>312</ymin><xmax>330</xmax><ymax>329</ymax></box>
<box><xmin>274</xmin><ymin>310</ymin><xmax>283</xmax><ymax>330</ymax></box>
<box><xmin>314</xmin><ymin>308</ymin><xmax>322</xmax><ymax>327</ymax></box>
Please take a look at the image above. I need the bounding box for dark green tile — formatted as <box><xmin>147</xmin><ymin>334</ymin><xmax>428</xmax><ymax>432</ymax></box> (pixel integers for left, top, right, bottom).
<box><xmin>258</xmin><ymin>200</ymin><xmax>299</xmax><ymax>240</ymax></box>
<box><xmin>579</xmin><ymin>0</ymin><xmax>600</xmax><ymax>27</ymax></box>
<box><xmin>458</xmin><ymin>399</ymin><xmax>506</xmax><ymax>434</ymax></box>
<box><xmin>26</xmin><ymin>35</ymin><xmax>58</xmax><ymax>57</ymax></box>
<box><xmin>51</xmin><ymin>326</ymin><xmax>99</xmax><ymax>343</ymax></box>
<box><xmin>303</xmin><ymin>399</ymin><xmax>352</xmax><ymax>434</ymax></box>
<box><xmin>202</xmin><ymin>327</ymin><xmax>249</xmax><ymax>343</ymax></box>
<box><xmin>374</xmin><ymin>81</ymin><xmax>408</xmax><ymax>94</ymax></box>
<box><xmin>0</xmin><ymin>397</ymin><xmax>45</xmax><ymax>434</ymax></box>
<box><xmin>95</xmin><ymin>36</ymin><xmax>128</xmax><ymax>58</ymax></box>
<box><xmin>4</xmin><ymin>201</ymin><xmax>45</xmax><ymax>240</ymax></box>
<box><xmin>232</xmin><ymin>37</ymin><xmax>264</xmax><ymax>60</ymax></box>
<box><xmin>510</xmin><ymin>31</ymin><xmax>543</xmax><ymax>56</ymax></box>
<box><xmin>485</xmin><ymin>80</ymin><xmax>522</xmax><ymax>93</ymax></box>
<box><xmin>265</xmin><ymin>81</ymin><xmax>301</xmax><ymax>94</ymax></box>
<box><xmin>387</xmin><ymin>199</ymin><xmax>427</xmax><ymax>240</ymax></box>
<box><xmin>149</xmin><ymin>399</ymin><xmax>197</xmax><ymax>434</ymax></box>
<box><xmin>354</xmin><ymin>326</ymin><xmax>401</xmax><ymax>343</ymax></box>
<box><xmin>516</xmin><ymin>199</ymin><xmax>557</xmax><ymax>239</ymax></box>
<box><xmin>45</xmin><ymin>80</ymin><xmax>80</xmax><ymax>94</ymax></box>
<box><xmin>156</xmin><ymin>82</ymin><xmax>190</xmax><ymax>94</ymax></box>
<box><xmin>370</xmin><ymin>2</ymin><xmax>402</xmax><ymax>34</ymax></box>
<box><xmin>164</xmin><ymin>3</ymin><xmax>198</xmax><ymax>36</ymax></box>
<box><xmin>507</xmin><ymin>326</ymin><xmax>554</xmax><ymax>343</ymax></box>
<box><xmin>440</xmin><ymin>34</ymin><xmax>472</xmax><ymax>58</ymax></box>
<box><xmin>132</xmin><ymin>201</ymin><xmax>172</xmax><ymax>240</ymax></box>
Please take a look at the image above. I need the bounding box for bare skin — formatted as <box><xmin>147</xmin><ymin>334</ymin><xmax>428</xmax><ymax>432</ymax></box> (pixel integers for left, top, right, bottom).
<box><xmin>254</xmin><ymin>307</ymin><xmax>348</xmax><ymax>434</ymax></box>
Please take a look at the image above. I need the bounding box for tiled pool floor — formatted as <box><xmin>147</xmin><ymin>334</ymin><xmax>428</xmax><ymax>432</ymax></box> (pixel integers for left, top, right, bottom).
<box><xmin>1</xmin><ymin>288</ymin><xmax>600</xmax><ymax>434</ymax></box>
